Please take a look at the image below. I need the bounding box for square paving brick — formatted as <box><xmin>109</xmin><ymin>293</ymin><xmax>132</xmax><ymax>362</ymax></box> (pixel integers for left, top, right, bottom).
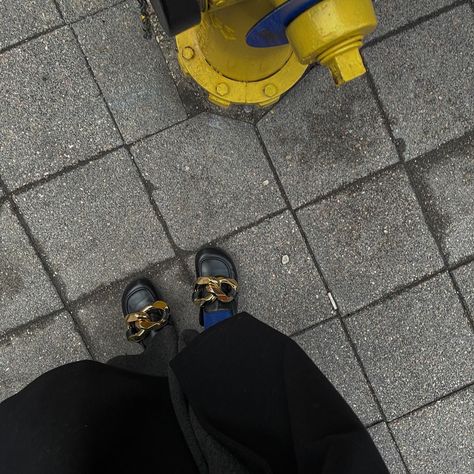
<box><xmin>258</xmin><ymin>68</ymin><xmax>398</xmax><ymax>208</ymax></box>
<box><xmin>371</xmin><ymin>0</ymin><xmax>456</xmax><ymax>38</ymax></box>
<box><xmin>132</xmin><ymin>113</ymin><xmax>285</xmax><ymax>250</ymax></box>
<box><xmin>297</xmin><ymin>167</ymin><xmax>443</xmax><ymax>314</ymax></box>
<box><xmin>0</xmin><ymin>0</ymin><xmax>62</xmax><ymax>50</ymax></box>
<box><xmin>56</xmin><ymin>0</ymin><xmax>120</xmax><ymax>21</ymax></box>
<box><xmin>453</xmin><ymin>261</ymin><xmax>474</xmax><ymax>315</ymax></box>
<box><xmin>0</xmin><ymin>28</ymin><xmax>122</xmax><ymax>189</ymax></box>
<box><xmin>205</xmin><ymin>212</ymin><xmax>333</xmax><ymax>335</ymax></box>
<box><xmin>365</xmin><ymin>6</ymin><xmax>474</xmax><ymax>160</ymax></box>
<box><xmin>0</xmin><ymin>202</ymin><xmax>62</xmax><ymax>333</ymax></box>
<box><xmin>391</xmin><ymin>386</ymin><xmax>474</xmax><ymax>474</ymax></box>
<box><xmin>347</xmin><ymin>273</ymin><xmax>474</xmax><ymax>419</ymax></box>
<box><xmin>408</xmin><ymin>134</ymin><xmax>474</xmax><ymax>264</ymax></box>
<box><xmin>294</xmin><ymin>319</ymin><xmax>381</xmax><ymax>425</ymax></box>
<box><xmin>15</xmin><ymin>149</ymin><xmax>174</xmax><ymax>301</ymax></box>
<box><xmin>0</xmin><ymin>312</ymin><xmax>89</xmax><ymax>401</ymax></box>
<box><xmin>369</xmin><ymin>423</ymin><xmax>407</xmax><ymax>474</ymax></box>
<box><xmin>74</xmin><ymin>2</ymin><xmax>186</xmax><ymax>143</ymax></box>
<box><xmin>75</xmin><ymin>260</ymin><xmax>198</xmax><ymax>362</ymax></box>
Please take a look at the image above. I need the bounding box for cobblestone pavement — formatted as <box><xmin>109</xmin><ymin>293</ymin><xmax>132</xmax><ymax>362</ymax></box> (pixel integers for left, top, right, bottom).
<box><xmin>1</xmin><ymin>1</ymin><xmax>473</xmax><ymax>472</ymax></box>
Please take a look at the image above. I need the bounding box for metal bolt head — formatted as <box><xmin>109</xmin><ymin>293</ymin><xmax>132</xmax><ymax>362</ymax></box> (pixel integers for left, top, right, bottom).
<box><xmin>216</xmin><ymin>83</ymin><xmax>229</xmax><ymax>96</ymax></box>
<box><xmin>264</xmin><ymin>84</ymin><xmax>278</xmax><ymax>97</ymax></box>
<box><xmin>182</xmin><ymin>46</ymin><xmax>195</xmax><ymax>60</ymax></box>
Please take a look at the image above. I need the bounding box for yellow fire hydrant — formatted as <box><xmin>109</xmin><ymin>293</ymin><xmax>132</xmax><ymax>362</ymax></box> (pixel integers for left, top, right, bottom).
<box><xmin>151</xmin><ymin>0</ymin><xmax>377</xmax><ymax>107</ymax></box>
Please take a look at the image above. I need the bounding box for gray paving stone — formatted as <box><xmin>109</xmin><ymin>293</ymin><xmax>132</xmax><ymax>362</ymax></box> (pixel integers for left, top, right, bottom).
<box><xmin>369</xmin><ymin>423</ymin><xmax>407</xmax><ymax>474</ymax></box>
<box><xmin>15</xmin><ymin>149</ymin><xmax>174</xmax><ymax>301</ymax></box>
<box><xmin>0</xmin><ymin>312</ymin><xmax>89</xmax><ymax>401</ymax></box>
<box><xmin>408</xmin><ymin>134</ymin><xmax>474</xmax><ymax>264</ymax></box>
<box><xmin>371</xmin><ymin>0</ymin><xmax>456</xmax><ymax>38</ymax></box>
<box><xmin>258</xmin><ymin>67</ymin><xmax>398</xmax><ymax>208</ymax></box>
<box><xmin>294</xmin><ymin>319</ymin><xmax>381</xmax><ymax>425</ymax></box>
<box><xmin>365</xmin><ymin>6</ymin><xmax>474</xmax><ymax>160</ymax></box>
<box><xmin>0</xmin><ymin>0</ymin><xmax>62</xmax><ymax>50</ymax></box>
<box><xmin>297</xmin><ymin>167</ymin><xmax>443</xmax><ymax>314</ymax></box>
<box><xmin>206</xmin><ymin>212</ymin><xmax>333</xmax><ymax>335</ymax></box>
<box><xmin>56</xmin><ymin>0</ymin><xmax>120</xmax><ymax>21</ymax></box>
<box><xmin>132</xmin><ymin>113</ymin><xmax>285</xmax><ymax>250</ymax></box>
<box><xmin>75</xmin><ymin>260</ymin><xmax>198</xmax><ymax>362</ymax></box>
<box><xmin>453</xmin><ymin>261</ymin><xmax>474</xmax><ymax>315</ymax></box>
<box><xmin>0</xmin><ymin>202</ymin><xmax>62</xmax><ymax>333</ymax></box>
<box><xmin>0</xmin><ymin>28</ymin><xmax>122</xmax><ymax>189</ymax></box>
<box><xmin>347</xmin><ymin>273</ymin><xmax>474</xmax><ymax>419</ymax></box>
<box><xmin>74</xmin><ymin>2</ymin><xmax>186</xmax><ymax>143</ymax></box>
<box><xmin>391</xmin><ymin>386</ymin><xmax>474</xmax><ymax>474</ymax></box>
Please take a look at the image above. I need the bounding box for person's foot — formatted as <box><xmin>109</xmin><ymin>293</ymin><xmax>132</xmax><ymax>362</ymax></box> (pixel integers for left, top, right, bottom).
<box><xmin>193</xmin><ymin>247</ymin><xmax>238</xmax><ymax>329</ymax></box>
<box><xmin>122</xmin><ymin>278</ymin><xmax>170</xmax><ymax>344</ymax></box>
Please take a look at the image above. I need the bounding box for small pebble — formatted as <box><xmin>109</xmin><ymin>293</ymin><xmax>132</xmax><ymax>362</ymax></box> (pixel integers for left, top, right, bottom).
<box><xmin>281</xmin><ymin>255</ymin><xmax>290</xmax><ymax>265</ymax></box>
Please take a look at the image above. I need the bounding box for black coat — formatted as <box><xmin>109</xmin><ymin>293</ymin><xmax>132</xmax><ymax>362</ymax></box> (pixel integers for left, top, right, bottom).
<box><xmin>0</xmin><ymin>314</ymin><xmax>388</xmax><ymax>473</ymax></box>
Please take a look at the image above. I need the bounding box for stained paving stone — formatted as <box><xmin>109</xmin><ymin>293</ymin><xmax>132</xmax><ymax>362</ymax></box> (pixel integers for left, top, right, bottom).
<box><xmin>132</xmin><ymin>113</ymin><xmax>285</xmax><ymax>250</ymax></box>
<box><xmin>297</xmin><ymin>166</ymin><xmax>443</xmax><ymax>314</ymax></box>
<box><xmin>294</xmin><ymin>319</ymin><xmax>381</xmax><ymax>425</ymax></box>
<box><xmin>0</xmin><ymin>0</ymin><xmax>62</xmax><ymax>50</ymax></box>
<box><xmin>15</xmin><ymin>149</ymin><xmax>174</xmax><ymax>301</ymax></box>
<box><xmin>74</xmin><ymin>2</ymin><xmax>186</xmax><ymax>144</ymax></box>
<box><xmin>202</xmin><ymin>212</ymin><xmax>333</xmax><ymax>335</ymax></box>
<box><xmin>0</xmin><ymin>202</ymin><xmax>62</xmax><ymax>333</ymax></box>
<box><xmin>258</xmin><ymin>67</ymin><xmax>398</xmax><ymax>208</ymax></box>
<box><xmin>453</xmin><ymin>261</ymin><xmax>474</xmax><ymax>316</ymax></box>
<box><xmin>0</xmin><ymin>27</ymin><xmax>122</xmax><ymax>190</ymax></box>
<box><xmin>56</xmin><ymin>0</ymin><xmax>121</xmax><ymax>22</ymax></box>
<box><xmin>0</xmin><ymin>312</ymin><xmax>90</xmax><ymax>401</ymax></box>
<box><xmin>369</xmin><ymin>423</ymin><xmax>407</xmax><ymax>474</ymax></box>
<box><xmin>365</xmin><ymin>6</ymin><xmax>474</xmax><ymax>160</ymax></box>
<box><xmin>347</xmin><ymin>273</ymin><xmax>474</xmax><ymax>419</ymax></box>
<box><xmin>391</xmin><ymin>386</ymin><xmax>474</xmax><ymax>474</ymax></box>
<box><xmin>408</xmin><ymin>134</ymin><xmax>474</xmax><ymax>265</ymax></box>
<box><xmin>370</xmin><ymin>0</ymin><xmax>456</xmax><ymax>38</ymax></box>
<box><xmin>75</xmin><ymin>260</ymin><xmax>199</xmax><ymax>362</ymax></box>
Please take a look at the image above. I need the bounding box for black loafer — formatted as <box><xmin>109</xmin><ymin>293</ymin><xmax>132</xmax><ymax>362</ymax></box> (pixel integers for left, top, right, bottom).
<box><xmin>194</xmin><ymin>247</ymin><xmax>238</xmax><ymax>327</ymax></box>
<box><xmin>122</xmin><ymin>278</ymin><xmax>169</xmax><ymax>344</ymax></box>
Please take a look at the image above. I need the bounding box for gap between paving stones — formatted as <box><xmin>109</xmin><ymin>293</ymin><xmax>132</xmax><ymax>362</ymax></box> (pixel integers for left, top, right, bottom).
<box><xmin>51</xmin><ymin>0</ymin><xmax>128</xmax><ymax>25</ymax></box>
<box><xmin>252</xmin><ymin>124</ymin><xmax>401</xmax><ymax>455</ymax></box>
<box><xmin>387</xmin><ymin>380</ymin><xmax>474</xmax><ymax>425</ymax></box>
<box><xmin>0</xmin><ymin>177</ymin><xmax>94</xmax><ymax>358</ymax></box>
<box><xmin>364</xmin><ymin>65</ymin><xmax>474</xmax><ymax>335</ymax></box>
<box><xmin>363</xmin><ymin>0</ymin><xmax>468</xmax><ymax>49</ymax></box>
<box><xmin>67</xmin><ymin>20</ymin><xmax>193</xmax><ymax>325</ymax></box>
<box><xmin>0</xmin><ymin>0</ymin><xmax>128</xmax><ymax>56</ymax></box>
<box><xmin>0</xmin><ymin>309</ymin><xmax>66</xmax><ymax>344</ymax></box>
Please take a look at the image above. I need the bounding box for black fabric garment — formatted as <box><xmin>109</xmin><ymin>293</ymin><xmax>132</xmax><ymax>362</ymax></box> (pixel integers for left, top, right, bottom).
<box><xmin>0</xmin><ymin>313</ymin><xmax>388</xmax><ymax>474</ymax></box>
<box><xmin>170</xmin><ymin>314</ymin><xmax>388</xmax><ymax>474</ymax></box>
<box><xmin>0</xmin><ymin>361</ymin><xmax>198</xmax><ymax>474</ymax></box>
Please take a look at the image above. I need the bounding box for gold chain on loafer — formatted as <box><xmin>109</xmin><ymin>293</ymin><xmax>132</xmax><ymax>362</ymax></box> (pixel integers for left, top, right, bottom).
<box><xmin>192</xmin><ymin>276</ymin><xmax>238</xmax><ymax>307</ymax></box>
<box><xmin>124</xmin><ymin>300</ymin><xmax>170</xmax><ymax>343</ymax></box>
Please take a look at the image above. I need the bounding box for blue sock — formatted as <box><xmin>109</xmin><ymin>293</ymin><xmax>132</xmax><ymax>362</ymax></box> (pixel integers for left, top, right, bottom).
<box><xmin>203</xmin><ymin>309</ymin><xmax>233</xmax><ymax>329</ymax></box>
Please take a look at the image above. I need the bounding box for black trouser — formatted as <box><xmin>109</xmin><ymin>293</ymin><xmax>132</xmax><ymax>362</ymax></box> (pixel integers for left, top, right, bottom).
<box><xmin>0</xmin><ymin>314</ymin><xmax>388</xmax><ymax>473</ymax></box>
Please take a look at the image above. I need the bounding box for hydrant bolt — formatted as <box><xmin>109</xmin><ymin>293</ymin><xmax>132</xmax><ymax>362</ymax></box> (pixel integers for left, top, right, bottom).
<box><xmin>182</xmin><ymin>46</ymin><xmax>195</xmax><ymax>60</ymax></box>
<box><xmin>216</xmin><ymin>83</ymin><xmax>229</xmax><ymax>96</ymax></box>
<box><xmin>264</xmin><ymin>84</ymin><xmax>278</xmax><ymax>97</ymax></box>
